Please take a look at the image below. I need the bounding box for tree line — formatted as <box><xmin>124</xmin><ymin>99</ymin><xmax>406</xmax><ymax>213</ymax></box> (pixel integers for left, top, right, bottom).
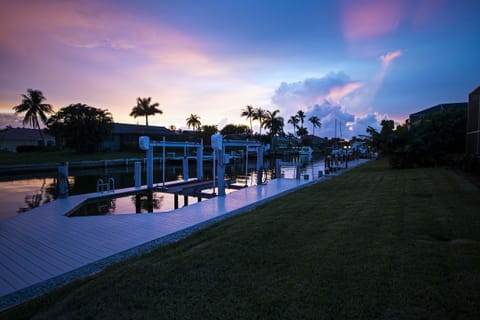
<box><xmin>12</xmin><ymin>88</ymin><xmax>325</xmax><ymax>153</ymax></box>
<box><xmin>366</xmin><ymin>109</ymin><xmax>467</xmax><ymax>169</ymax></box>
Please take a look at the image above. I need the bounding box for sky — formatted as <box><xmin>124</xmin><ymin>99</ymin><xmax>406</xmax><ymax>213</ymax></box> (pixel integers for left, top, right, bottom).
<box><xmin>1</xmin><ymin>0</ymin><xmax>479</xmax><ymax>139</ymax></box>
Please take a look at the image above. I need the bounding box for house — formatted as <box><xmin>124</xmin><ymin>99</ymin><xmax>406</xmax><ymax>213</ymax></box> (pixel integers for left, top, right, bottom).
<box><xmin>101</xmin><ymin>123</ymin><xmax>177</xmax><ymax>151</ymax></box>
<box><xmin>408</xmin><ymin>102</ymin><xmax>467</xmax><ymax>125</ymax></box>
<box><xmin>0</xmin><ymin>127</ymin><xmax>55</xmax><ymax>152</ymax></box>
<box><xmin>467</xmin><ymin>86</ymin><xmax>480</xmax><ymax>157</ymax></box>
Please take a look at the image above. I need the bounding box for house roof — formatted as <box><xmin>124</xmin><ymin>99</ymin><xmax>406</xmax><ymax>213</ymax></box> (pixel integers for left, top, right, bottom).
<box><xmin>469</xmin><ymin>85</ymin><xmax>480</xmax><ymax>96</ymax></box>
<box><xmin>112</xmin><ymin>123</ymin><xmax>175</xmax><ymax>136</ymax></box>
<box><xmin>409</xmin><ymin>102</ymin><xmax>467</xmax><ymax>123</ymax></box>
<box><xmin>0</xmin><ymin>127</ymin><xmax>53</xmax><ymax>141</ymax></box>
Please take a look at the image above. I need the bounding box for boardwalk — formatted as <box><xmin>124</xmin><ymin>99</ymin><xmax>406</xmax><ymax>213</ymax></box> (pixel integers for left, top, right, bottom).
<box><xmin>0</xmin><ymin>159</ymin><xmax>367</xmax><ymax>310</ymax></box>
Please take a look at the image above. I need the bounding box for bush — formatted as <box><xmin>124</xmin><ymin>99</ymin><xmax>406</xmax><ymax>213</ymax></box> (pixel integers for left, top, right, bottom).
<box><xmin>16</xmin><ymin>145</ymin><xmax>42</xmax><ymax>152</ymax></box>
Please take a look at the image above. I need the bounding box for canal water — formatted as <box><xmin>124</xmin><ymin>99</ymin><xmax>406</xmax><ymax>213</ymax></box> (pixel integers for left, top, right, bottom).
<box><xmin>0</xmin><ymin>155</ymin><xmax>325</xmax><ymax>221</ymax></box>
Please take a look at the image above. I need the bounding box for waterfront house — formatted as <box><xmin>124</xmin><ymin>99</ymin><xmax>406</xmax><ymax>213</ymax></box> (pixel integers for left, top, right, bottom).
<box><xmin>0</xmin><ymin>127</ymin><xmax>55</xmax><ymax>152</ymax></box>
<box><xmin>467</xmin><ymin>86</ymin><xmax>480</xmax><ymax>157</ymax></box>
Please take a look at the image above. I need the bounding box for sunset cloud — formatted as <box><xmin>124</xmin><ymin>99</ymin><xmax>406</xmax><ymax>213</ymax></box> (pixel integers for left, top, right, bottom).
<box><xmin>340</xmin><ymin>0</ymin><xmax>405</xmax><ymax>40</ymax></box>
<box><xmin>380</xmin><ymin>50</ymin><xmax>403</xmax><ymax>67</ymax></box>
<box><xmin>271</xmin><ymin>72</ymin><xmax>362</xmax><ymax>114</ymax></box>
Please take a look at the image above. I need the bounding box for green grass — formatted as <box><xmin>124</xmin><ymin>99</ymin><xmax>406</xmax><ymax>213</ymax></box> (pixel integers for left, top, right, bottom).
<box><xmin>0</xmin><ymin>151</ymin><xmax>146</xmax><ymax>165</ymax></box>
<box><xmin>2</xmin><ymin>159</ymin><xmax>480</xmax><ymax>319</ymax></box>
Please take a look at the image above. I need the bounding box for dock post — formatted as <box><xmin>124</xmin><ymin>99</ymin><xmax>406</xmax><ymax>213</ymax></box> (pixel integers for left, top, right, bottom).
<box><xmin>275</xmin><ymin>159</ymin><xmax>281</xmax><ymax>179</ymax></box>
<box><xmin>197</xmin><ymin>140</ymin><xmax>204</xmax><ymax>181</ymax></box>
<box><xmin>183</xmin><ymin>157</ymin><xmax>189</xmax><ymax>182</ymax></box>
<box><xmin>174</xmin><ymin>193</ymin><xmax>179</xmax><ymax>209</ymax></box>
<box><xmin>184</xmin><ymin>194</ymin><xmax>189</xmax><ymax>206</ymax></box>
<box><xmin>134</xmin><ymin>161</ymin><xmax>141</xmax><ymax>188</ymax></box>
<box><xmin>256</xmin><ymin>146</ymin><xmax>264</xmax><ymax>185</ymax></box>
<box><xmin>147</xmin><ymin>147</ymin><xmax>154</xmax><ymax>189</ymax></box>
<box><xmin>57</xmin><ymin>163</ymin><xmax>69</xmax><ymax>198</ymax></box>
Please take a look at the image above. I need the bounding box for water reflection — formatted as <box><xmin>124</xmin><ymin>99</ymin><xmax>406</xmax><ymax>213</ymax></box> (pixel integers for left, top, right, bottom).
<box><xmin>17</xmin><ymin>178</ymin><xmax>54</xmax><ymax>213</ymax></box>
<box><xmin>132</xmin><ymin>191</ymin><xmax>164</xmax><ymax>213</ymax></box>
<box><xmin>1</xmin><ymin>155</ymin><xmax>325</xmax><ymax>220</ymax></box>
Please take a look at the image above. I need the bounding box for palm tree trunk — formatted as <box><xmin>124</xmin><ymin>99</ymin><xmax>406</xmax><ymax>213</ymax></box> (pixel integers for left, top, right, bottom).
<box><xmin>35</xmin><ymin>117</ymin><xmax>45</xmax><ymax>146</ymax></box>
<box><xmin>146</xmin><ymin>115</ymin><xmax>149</xmax><ymax>126</ymax></box>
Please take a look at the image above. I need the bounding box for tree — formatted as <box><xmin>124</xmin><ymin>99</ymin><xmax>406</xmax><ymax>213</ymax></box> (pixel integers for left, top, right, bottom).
<box><xmin>288</xmin><ymin>115</ymin><xmax>299</xmax><ymax>136</ymax></box>
<box><xmin>296</xmin><ymin>110</ymin><xmax>306</xmax><ymax>130</ymax></box>
<box><xmin>129</xmin><ymin>97</ymin><xmax>162</xmax><ymax>126</ymax></box>
<box><xmin>220</xmin><ymin>124</ymin><xmax>252</xmax><ymax>135</ymax></box>
<box><xmin>47</xmin><ymin>103</ymin><xmax>113</xmax><ymax>153</ymax></box>
<box><xmin>254</xmin><ymin>107</ymin><xmax>267</xmax><ymax>135</ymax></box>
<box><xmin>186</xmin><ymin>114</ymin><xmax>201</xmax><ymax>131</ymax></box>
<box><xmin>297</xmin><ymin>127</ymin><xmax>309</xmax><ymax>137</ymax></box>
<box><xmin>12</xmin><ymin>89</ymin><xmax>54</xmax><ymax>145</ymax></box>
<box><xmin>241</xmin><ymin>105</ymin><xmax>255</xmax><ymax>133</ymax></box>
<box><xmin>308</xmin><ymin>115</ymin><xmax>321</xmax><ymax>136</ymax></box>
<box><xmin>263</xmin><ymin>109</ymin><xmax>285</xmax><ymax>137</ymax></box>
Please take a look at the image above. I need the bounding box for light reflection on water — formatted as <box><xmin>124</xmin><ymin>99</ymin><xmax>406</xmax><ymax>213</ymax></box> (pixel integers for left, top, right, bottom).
<box><xmin>0</xmin><ymin>155</ymin><xmax>325</xmax><ymax>221</ymax></box>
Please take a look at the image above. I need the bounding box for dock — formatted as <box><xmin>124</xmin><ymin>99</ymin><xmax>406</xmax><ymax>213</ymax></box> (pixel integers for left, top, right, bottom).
<box><xmin>0</xmin><ymin>159</ymin><xmax>369</xmax><ymax>310</ymax></box>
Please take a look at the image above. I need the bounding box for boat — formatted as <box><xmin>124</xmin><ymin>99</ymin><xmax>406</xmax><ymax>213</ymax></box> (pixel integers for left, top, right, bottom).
<box><xmin>298</xmin><ymin>146</ymin><xmax>313</xmax><ymax>156</ymax></box>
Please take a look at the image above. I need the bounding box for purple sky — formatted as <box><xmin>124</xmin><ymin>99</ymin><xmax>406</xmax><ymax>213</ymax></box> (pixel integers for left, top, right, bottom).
<box><xmin>1</xmin><ymin>0</ymin><xmax>479</xmax><ymax>138</ymax></box>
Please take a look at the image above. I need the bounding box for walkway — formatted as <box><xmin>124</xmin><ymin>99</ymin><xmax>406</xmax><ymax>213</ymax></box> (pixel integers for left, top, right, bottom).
<box><xmin>0</xmin><ymin>159</ymin><xmax>368</xmax><ymax>310</ymax></box>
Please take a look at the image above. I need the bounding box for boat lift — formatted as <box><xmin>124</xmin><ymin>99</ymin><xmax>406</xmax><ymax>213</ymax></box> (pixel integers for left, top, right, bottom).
<box><xmin>139</xmin><ymin>136</ymin><xmax>204</xmax><ymax>190</ymax></box>
<box><xmin>211</xmin><ymin>134</ymin><xmax>264</xmax><ymax>196</ymax></box>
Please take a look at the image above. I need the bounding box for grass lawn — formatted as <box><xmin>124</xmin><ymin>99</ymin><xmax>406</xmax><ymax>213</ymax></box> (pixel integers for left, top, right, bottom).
<box><xmin>0</xmin><ymin>151</ymin><xmax>146</xmax><ymax>165</ymax></box>
<box><xmin>2</xmin><ymin>159</ymin><xmax>480</xmax><ymax>319</ymax></box>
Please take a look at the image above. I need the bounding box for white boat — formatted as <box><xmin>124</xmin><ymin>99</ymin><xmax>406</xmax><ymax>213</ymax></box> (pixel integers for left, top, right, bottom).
<box><xmin>299</xmin><ymin>146</ymin><xmax>313</xmax><ymax>155</ymax></box>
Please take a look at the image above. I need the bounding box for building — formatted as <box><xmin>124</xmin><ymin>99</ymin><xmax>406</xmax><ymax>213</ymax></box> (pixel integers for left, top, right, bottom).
<box><xmin>467</xmin><ymin>86</ymin><xmax>480</xmax><ymax>156</ymax></box>
<box><xmin>101</xmin><ymin>123</ymin><xmax>177</xmax><ymax>151</ymax></box>
<box><xmin>0</xmin><ymin>127</ymin><xmax>55</xmax><ymax>152</ymax></box>
<box><xmin>408</xmin><ymin>102</ymin><xmax>467</xmax><ymax>125</ymax></box>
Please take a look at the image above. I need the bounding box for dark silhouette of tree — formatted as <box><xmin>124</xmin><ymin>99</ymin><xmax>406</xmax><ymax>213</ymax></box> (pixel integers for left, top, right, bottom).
<box><xmin>12</xmin><ymin>89</ymin><xmax>54</xmax><ymax>145</ymax></box>
<box><xmin>296</xmin><ymin>110</ymin><xmax>306</xmax><ymax>130</ymax></box>
<box><xmin>241</xmin><ymin>105</ymin><xmax>255</xmax><ymax>133</ymax></box>
<box><xmin>47</xmin><ymin>103</ymin><xmax>113</xmax><ymax>153</ymax></box>
<box><xmin>220</xmin><ymin>124</ymin><xmax>252</xmax><ymax>135</ymax></box>
<box><xmin>130</xmin><ymin>97</ymin><xmax>162</xmax><ymax>126</ymax></box>
<box><xmin>263</xmin><ymin>109</ymin><xmax>285</xmax><ymax>136</ymax></box>
<box><xmin>254</xmin><ymin>107</ymin><xmax>267</xmax><ymax>135</ymax></box>
<box><xmin>288</xmin><ymin>115</ymin><xmax>299</xmax><ymax>136</ymax></box>
<box><xmin>308</xmin><ymin>115</ymin><xmax>321</xmax><ymax>136</ymax></box>
<box><xmin>186</xmin><ymin>114</ymin><xmax>201</xmax><ymax>131</ymax></box>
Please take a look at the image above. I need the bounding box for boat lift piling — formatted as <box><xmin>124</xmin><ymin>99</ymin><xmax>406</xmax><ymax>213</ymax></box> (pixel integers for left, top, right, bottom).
<box><xmin>139</xmin><ymin>136</ymin><xmax>204</xmax><ymax>190</ymax></box>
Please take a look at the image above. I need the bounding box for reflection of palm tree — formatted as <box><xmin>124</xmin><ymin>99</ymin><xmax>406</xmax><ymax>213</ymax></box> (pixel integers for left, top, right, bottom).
<box><xmin>18</xmin><ymin>178</ymin><xmax>51</xmax><ymax>213</ymax></box>
<box><xmin>13</xmin><ymin>89</ymin><xmax>54</xmax><ymax>145</ymax></box>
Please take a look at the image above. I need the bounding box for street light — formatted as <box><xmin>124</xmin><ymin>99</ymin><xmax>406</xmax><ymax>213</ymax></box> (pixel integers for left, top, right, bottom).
<box><xmin>343</xmin><ymin>145</ymin><xmax>351</xmax><ymax>168</ymax></box>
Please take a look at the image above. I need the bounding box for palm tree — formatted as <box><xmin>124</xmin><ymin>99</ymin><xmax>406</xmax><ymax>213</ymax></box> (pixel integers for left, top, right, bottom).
<box><xmin>263</xmin><ymin>109</ymin><xmax>284</xmax><ymax>136</ymax></box>
<box><xmin>288</xmin><ymin>115</ymin><xmax>299</xmax><ymax>136</ymax></box>
<box><xmin>296</xmin><ymin>110</ymin><xmax>306</xmax><ymax>130</ymax></box>
<box><xmin>186</xmin><ymin>114</ymin><xmax>201</xmax><ymax>131</ymax></box>
<box><xmin>308</xmin><ymin>115</ymin><xmax>321</xmax><ymax>136</ymax></box>
<box><xmin>254</xmin><ymin>107</ymin><xmax>267</xmax><ymax>135</ymax></box>
<box><xmin>13</xmin><ymin>89</ymin><xmax>54</xmax><ymax>145</ymax></box>
<box><xmin>129</xmin><ymin>97</ymin><xmax>162</xmax><ymax>126</ymax></box>
<box><xmin>240</xmin><ymin>105</ymin><xmax>255</xmax><ymax>133</ymax></box>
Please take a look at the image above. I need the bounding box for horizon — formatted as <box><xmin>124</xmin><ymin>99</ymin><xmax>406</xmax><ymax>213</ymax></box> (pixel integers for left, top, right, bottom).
<box><xmin>1</xmin><ymin>0</ymin><xmax>479</xmax><ymax>138</ymax></box>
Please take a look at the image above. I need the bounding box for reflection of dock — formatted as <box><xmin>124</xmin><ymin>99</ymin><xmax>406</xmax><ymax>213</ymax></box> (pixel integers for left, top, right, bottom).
<box><xmin>156</xmin><ymin>179</ymin><xmax>241</xmax><ymax>208</ymax></box>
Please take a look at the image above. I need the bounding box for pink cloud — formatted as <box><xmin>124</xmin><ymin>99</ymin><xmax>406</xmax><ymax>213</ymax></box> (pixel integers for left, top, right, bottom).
<box><xmin>380</xmin><ymin>50</ymin><xmax>402</xmax><ymax>67</ymax></box>
<box><xmin>341</xmin><ymin>0</ymin><xmax>406</xmax><ymax>40</ymax></box>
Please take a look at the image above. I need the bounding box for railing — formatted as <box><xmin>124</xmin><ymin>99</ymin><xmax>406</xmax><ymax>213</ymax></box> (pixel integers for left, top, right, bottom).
<box><xmin>97</xmin><ymin>177</ymin><xmax>115</xmax><ymax>193</ymax></box>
